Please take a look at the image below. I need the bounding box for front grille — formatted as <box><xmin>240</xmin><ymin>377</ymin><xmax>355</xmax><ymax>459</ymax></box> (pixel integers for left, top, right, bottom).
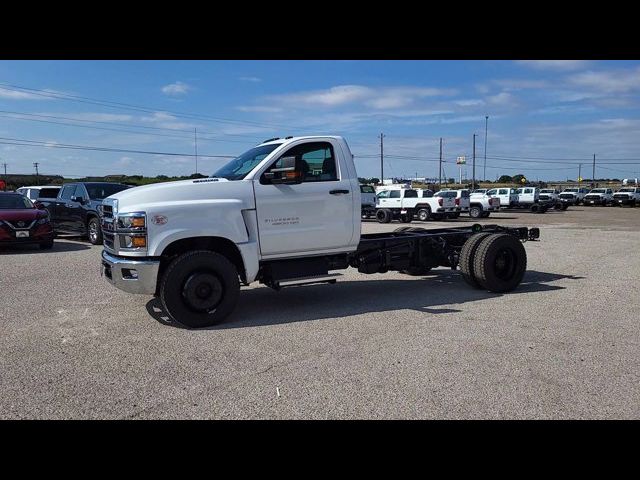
<box><xmin>584</xmin><ymin>195</ymin><xmax>601</xmax><ymax>200</ymax></box>
<box><xmin>103</xmin><ymin>231</ymin><xmax>115</xmax><ymax>251</ymax></box>
<box><xmin>102</xmin><ymin>205</ymin><xmax>113</xmax><ymax>219</ymax></box>
<box><xmin>559</xmin><ymin>194</ymin><xmax>575</xmax><ymax>199</ymax></box>
<box><xmin>613</xmin><ymin>194</ymin><xmax>630</xmax><ymax>200</ymax></box>
<box><xmin>4</xmin><ymin>219</ymin><xmax>36</xmax><ymax>230</ymax></box>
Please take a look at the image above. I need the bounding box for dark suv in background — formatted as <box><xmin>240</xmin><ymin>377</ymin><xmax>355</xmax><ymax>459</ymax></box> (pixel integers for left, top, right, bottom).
<box><xmin>40</xmin><ymin>182</ymin><xmax>131</xmax><ymax>245</ymax></box>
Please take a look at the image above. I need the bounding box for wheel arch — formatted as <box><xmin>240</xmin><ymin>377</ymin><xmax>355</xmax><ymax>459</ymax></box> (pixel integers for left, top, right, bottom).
<box><xmin>159</xmin><ymin>236</ymin><xmax>247</xmax><ymax>285</ymax></box>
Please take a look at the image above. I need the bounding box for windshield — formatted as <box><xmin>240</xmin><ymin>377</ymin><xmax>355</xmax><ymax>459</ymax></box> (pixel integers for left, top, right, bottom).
<box><xmin>212</xmin><ymin>144</ymin><xmax>281</xmax><ymax>180</ymax></box>
<box><xmin>619</xmin><ymin>188</ymin><xmax>635</xmax><ymax>192</ymax></box>
<box><xmin>435</xmin><ymin>191</ymin><xmax>456</xmax><ymax>198</ymax></box>
<box><xmin>590</xmin><ymin>189</ymin><xmax>606</xmax><ymax>193</ymax></box>
<box><xmin>0</xmin><ymin>194</ymin><xmax>34</xmax><ymax>209</ymax></box>
<box><xmin>565</xmin><ymin>189</ymin><xmax>578</xmax><ymax>192</ymax></box>
<box><xmin>360</xmin><ymin>185</ymin><xmax>375</xmax><ymax>193</ymax></box>
<box><xmin>86</xmin><ymin>183</ymin><xmax>130</xmax><ymax>200</ymax></box>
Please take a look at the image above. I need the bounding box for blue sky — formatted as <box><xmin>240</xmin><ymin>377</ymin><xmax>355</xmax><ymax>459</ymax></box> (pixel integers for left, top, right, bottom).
<box><xmin>1</xmin><ymin>60</ymin><xmax>640</xmax><ymax>181</ymax></box>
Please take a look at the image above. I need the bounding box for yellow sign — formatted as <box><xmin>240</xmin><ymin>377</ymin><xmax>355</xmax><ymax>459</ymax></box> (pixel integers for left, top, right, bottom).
<box><xmin>520</xmin><ymin>177</ymin><xmax>527</xmax><ymax>184</ymax></box>
<box><xmin>578</xmin><ymin>176</ymin><xmax>583</xmax><ymax>182</ymax></box>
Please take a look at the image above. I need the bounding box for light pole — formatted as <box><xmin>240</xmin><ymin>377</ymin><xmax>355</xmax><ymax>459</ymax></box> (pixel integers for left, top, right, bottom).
<box><xmin>484</xmin><ymin>115</ymin><xmax>488</xmax><ymax>181</ymax></box>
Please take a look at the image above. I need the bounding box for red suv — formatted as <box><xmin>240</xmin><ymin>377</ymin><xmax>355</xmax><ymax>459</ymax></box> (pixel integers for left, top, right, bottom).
<box><xmin>0</xmin><ymin>193</ymin><xmax>54</xmax><ymax>249</ymax></box>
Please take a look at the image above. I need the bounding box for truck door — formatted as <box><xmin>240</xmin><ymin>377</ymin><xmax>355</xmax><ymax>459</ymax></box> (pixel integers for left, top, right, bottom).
<box><xmin>55</xmin><ymin>184</ymin><xmax>77</xmax><ymax>231</ymax></box>
<box><xmin>67</xmin><ymin>184</ymin><xmax>88</xmax><ymax>232</ymax></box>
<box><xmin>254</xmin><ymin>140</ymin><xmax>355</xmax><ymax>257</ymax></box>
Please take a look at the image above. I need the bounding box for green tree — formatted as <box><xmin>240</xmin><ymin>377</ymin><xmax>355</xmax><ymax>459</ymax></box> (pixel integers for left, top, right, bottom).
<box><xmin>497</xmin><ymin>175</ymin><xmax>513</xmax><ymax>183</ymax></box>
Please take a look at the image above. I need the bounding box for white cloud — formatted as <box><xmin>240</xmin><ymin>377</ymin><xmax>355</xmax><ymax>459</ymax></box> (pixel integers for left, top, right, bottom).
<box><xmin>455</xmin><ymin>99</ymin><xmax>485</xmax><ymax>107</ymax></box>
<box><xmin>486</xmin><ymin>92</ymin><xmax>517</xmax><ymax>107</ymax></box>
<box><xmin>263</xmin><ymin>84</ymin><xmax>457</xmax><ymax>111</ymax></box>
<box><xmin>515</xmin><ymin>60</ymin><xmax>591</xmax><ymax>71</ymax></box>
<box><xmin>0</xmin><ymin>87</ymin><xmax>60</xmax><ymax>100</ymax></box>
<box><xmin>568</xmin><ymin>67</ymin><xmax>640</xmax><ymax>93</ymax></box>
<box><xmin>236</xmin><ymin>105</ymin><xmax>283</xmax><ymax>113</ymax></box>
<box><xmin>161</xmin><ymin>81</ymin><xmax>191</xmax><ymax>96</ymax></box>
<box><xmin>239</xmin><ymin>76</ymin><xmax>262</xmax><ymax>83</ymax></box>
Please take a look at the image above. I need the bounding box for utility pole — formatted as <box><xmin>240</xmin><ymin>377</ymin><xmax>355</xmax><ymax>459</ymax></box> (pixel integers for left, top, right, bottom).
<box><xmin>439</xmin><ymin>137</ymin><xmax>443</xmax><ymax>185</ymax></box>
<box><xmin>578</xmin><ymin>163</ymin><xmax>582</xmax><ymax>182</ymax></box>
<box><xmin>592</xmin><ymin>153</ymin><xmax>596</xmax><ymax>184</ymax></box>
<box><xmin>472</xmin><ymin>134</ymin><xmax>477</xmax><ymax>190</ymax></box>
<box><xmin>33</xmin><ymin>162</ymin><xmax>39</xmax><ymax>184</ymax></box>
<box><xmin>483</xmin><ymin>115</ymin><xmax>488</xmax><ymax>181</ymax></box>
<box><xmin>379</xmin><ymin>133</ymin><xmax>385</xmax><ymax>184</ymax></box>
<box><xmin>1</xmin><ymin>162</ymin><xmax>6</xmax><ymax>191</ymax></box>
<box><xmin>194</xmin><ymin>128</ymin><xmax>199</xmax><ymax>175</ymax></box>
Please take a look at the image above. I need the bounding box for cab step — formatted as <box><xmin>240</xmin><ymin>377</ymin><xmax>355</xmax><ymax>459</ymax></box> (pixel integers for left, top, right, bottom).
<box><xmin>275</xmin><ymin>273</ymin><xmax>342</xmax><ymax>289</ymax></box>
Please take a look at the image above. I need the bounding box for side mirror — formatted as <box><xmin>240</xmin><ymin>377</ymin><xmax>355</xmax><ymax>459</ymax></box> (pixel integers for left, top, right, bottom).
<box><xmin>264</xmin><ymin>156</ymin><xmax>303</xmax><ymax>185</ymax></box>
<box><xmin>71</xmin><ymin>195</ymin><xmax>85</xmax><ymax>203</ymax></box>
<box><xmin>34</xmin><ymin>201</ymin><xmax>45</xmax><ymax>210</ymax></box>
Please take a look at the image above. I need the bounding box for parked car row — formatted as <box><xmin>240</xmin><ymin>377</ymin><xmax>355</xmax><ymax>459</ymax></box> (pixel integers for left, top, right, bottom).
<box><xmin>1</xmin><ymin>182</ymin><xmax>130</xmax><ymax>250</ymax></box>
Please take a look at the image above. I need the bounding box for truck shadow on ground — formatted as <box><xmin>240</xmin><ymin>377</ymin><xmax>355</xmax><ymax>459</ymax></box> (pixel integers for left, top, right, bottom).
<box><xmin>0</xmin><ymin>239</ymin><xmax>91</xmax><ymax>255</ymax></box>
<box><xmin>145</xmin><ymin>270</ymin><xmax>585</xmax><ymax>330</ymax></box>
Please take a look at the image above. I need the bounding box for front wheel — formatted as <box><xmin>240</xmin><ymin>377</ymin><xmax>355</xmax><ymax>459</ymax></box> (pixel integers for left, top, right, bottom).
<box><xmin>376</xmin><ymin>209</ymin><xmax>392</xmax><ymax>223</ymax></box>
<box><xmin>399</xmin><ymin>213</ymin><xmax>413</xmax><ymax>223</ymax></box>
<box><xmin>160</xmin><ymin>250</ymin><xmax>240</xmax><ymax>328</ymax></box>
<box><xmin>87</xmin><ymin>217</ymin><xmax>103</xmax><ymax>245</ymax></box>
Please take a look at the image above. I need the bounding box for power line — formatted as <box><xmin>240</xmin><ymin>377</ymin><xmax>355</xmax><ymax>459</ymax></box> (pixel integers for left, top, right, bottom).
<box><xmin>0</xmin><ymin>136</ymin><xmax>235</xmax><ymax>158</ymax></box>
<box><xmin>0</xmin><ymin>82</ymin><xmax>298</xmax><ymax>131</ymax></box>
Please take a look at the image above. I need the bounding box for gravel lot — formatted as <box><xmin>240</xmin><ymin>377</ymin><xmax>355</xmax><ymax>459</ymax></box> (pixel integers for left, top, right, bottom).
<box><xmin>1</xmin><ymin>206</ymin><xmax>638</xmax><ymax>419</ymax></box>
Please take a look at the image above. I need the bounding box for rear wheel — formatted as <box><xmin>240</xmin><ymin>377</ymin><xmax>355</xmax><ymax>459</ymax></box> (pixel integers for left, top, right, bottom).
<box><xmin>417</xmin><ymin>208</ymin><xmax>431</xmax><ymax>222</ymax></box>
<box><xmin>459</xmin><ymin>233</ymin><xmax>492</xmax><ymax>288</ymax></box>
<box><xmin>473</xmin><ymin>234</ymin><xmax>527</xmax><ymax>293</ymax></box>
<box><xmin>376</xmin><ymin>209</ymin><xmax>392</xmax><ymax>223</ymax></box>
<box><xmin>399</xmin><ymin>213</ymin><xmax>413</xmax><ymax>223</ymax></box>
<box><xmin>160</xmin><ymin>250</ymin><xmax>240</xmax><ymax>328</ymax></box>
<box><xmin>469</xmin><ymin>206</ymin><xmax>482</xmax><ymax>218</ymax></box>
<box><xmin>87</xmin><ymin>217</ymin><xmax>103</xmax><ymax>245</ymax></box>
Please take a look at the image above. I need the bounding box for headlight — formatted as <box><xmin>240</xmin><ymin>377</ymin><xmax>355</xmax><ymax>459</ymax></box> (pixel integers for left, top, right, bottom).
<box><xmin>116</xmin><ymin>212</ymin><xmax>146</xmax><ymax>230</ymax></box>
<box><xmin>119</xmin><ymin>234</ymin><xmax>147</xmax><ymax>248</ymax></box>
<box><xmin>36</xmin><ymin>217</ymin><xmax>49</xmax><ymax>225</ymax></box>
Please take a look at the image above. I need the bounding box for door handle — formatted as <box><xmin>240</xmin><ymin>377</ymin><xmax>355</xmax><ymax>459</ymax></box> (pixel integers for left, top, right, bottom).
<box><xmin>329</xmin><ymin>189</ymin><xmax>350</xmax><ymax>195</ymax></box>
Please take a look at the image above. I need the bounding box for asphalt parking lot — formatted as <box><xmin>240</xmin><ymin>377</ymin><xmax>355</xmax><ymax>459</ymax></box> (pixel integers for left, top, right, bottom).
<box><xmin>1</xmin><ymin>206</ymin><xmax>639</xmax><ymax>419</ymax></box>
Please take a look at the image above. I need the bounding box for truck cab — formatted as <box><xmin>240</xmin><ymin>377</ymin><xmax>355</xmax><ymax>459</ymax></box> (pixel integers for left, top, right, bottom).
<box><xmin>376</xmin><ymin>186</ymin><xmax>456</xmax><ymax>222</ymax></box>
<box><xmin>515</xmin><ymin>187</ymin><xmax>540</xmax><ymax>206</ymax></box>
<box><xmin>100</xmin><ymin>135</ymin><xmax>539</xmax><ymax>328</ymax></box>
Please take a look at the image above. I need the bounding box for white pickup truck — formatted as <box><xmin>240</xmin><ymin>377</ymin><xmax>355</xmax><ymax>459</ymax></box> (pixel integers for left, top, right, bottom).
<box><xmin>612</xmin><ymin>187</ymin><xmax>640</xmax><ymax>207</ymax></box>
<box><xmin>469</xmin><ymin>192</ymin><xmax>501</xmax><ymax>218</ymax></box>
<box><xmin>558</xmin><ymin>187</ymin><xmax>589</xmax><ymax>206</ymax></box>
<box><xmin>360</xmin><ymin>184</ymin><xmax>377</xmax><ymax>218</ymax></box>
<box><xmin>485</xmin><ymin>187</ymin><xmax>518</xmax><ymax>208</ymax></box>
<box><xmin>375</xmin><ymin>187</ymin><xmax>456</xmax><ymax>222</ymax></box>
<box><xmin>100</xmin><ymin>136</ymin><xmax>539</xmax><ymax>328</ymax></box>
<box><xmin>583</xmin><ymin>188</ymin><xmax>614</xmax><ymax>206</ymax></box>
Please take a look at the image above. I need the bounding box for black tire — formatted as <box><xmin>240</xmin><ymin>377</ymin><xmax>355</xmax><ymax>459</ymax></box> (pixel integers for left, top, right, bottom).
<box><xmin>458</xmin><ymin>233</ymin><xmax>492</xmax><ymax>288</ymax></box>
<box><xmin>530</xmin><ymin>204</ymin><xmax>539</xmax><ymax>213</ymax></box>
<box><xmin>399</xmin><ymin>213</ymin><xmax>413</xmax><ymax>223</ymax></box>
<box><xmin>87</xmin><ymin>217</ymin><xmax>103</xmax><ymax>245</ymax></box>
<box><xmin>553</xmin><ymin>203</ymin><xmax>562</xmax><ymax>210</ymax></box>
<box><xmin>417</xmin><ymin>208</ymin><xmax>431</xmax><ymax>222</ymax></box>
<box><xmin>540</xmin><ymin>205</ymin><xmax>549</xmax><ymax>213</ymax></box>
<box><xmin>376</xmin><ymin>209</ymin><xmax>392</xmax><ymax>223</ymax></box>
<box><xmin>39</xmin><ymin>240</ymin><xmax>54</xmax><ymax>250</ymax></box>
<box><xmin>469</xmin><ymin>205</ymin><xmax>482</xmax><ymax>218</ymax></box>
<box><xmin>473</xmin><ymin>234</ymin><xmax>527</xmax><ymax>293</ymax></box>
<box><xmin>561</xmin><ymin>203</ymin><xmax>569</xmax><ymax>210</ymax></box>
<box><xmin>159</xmin><ymin>250</ymin><xmax>240</xmax><ymax>328</ymax></box>
<box><xmin>400</xmin><ymin>266</ymin><xmax>432</xmax><ymax>276</ymax></box>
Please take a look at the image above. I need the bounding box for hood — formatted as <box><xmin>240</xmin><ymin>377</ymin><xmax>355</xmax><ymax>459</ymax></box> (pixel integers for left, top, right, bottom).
<box><xmin>106</xmin><ymin>178</ymin><xmax>255</xmax><ymax>212</ymax></box>
<box><xmin>0</xmin><ymin>208</ymin><xmax>48</xmax><ymax>222</ymax></box>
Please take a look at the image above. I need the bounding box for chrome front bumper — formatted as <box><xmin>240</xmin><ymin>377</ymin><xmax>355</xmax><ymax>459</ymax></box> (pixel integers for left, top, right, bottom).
<box><xmin>101</xmin><ymin>250</ymin><xmax>160</xmax><ymax>295</ymax></box>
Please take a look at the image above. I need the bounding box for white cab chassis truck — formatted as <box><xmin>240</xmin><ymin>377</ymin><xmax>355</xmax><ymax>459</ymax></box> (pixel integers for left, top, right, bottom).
<box><xmin>101</xmin><ymin>136</ymin><xmax>540</xmax><ymax>328</ymax></box>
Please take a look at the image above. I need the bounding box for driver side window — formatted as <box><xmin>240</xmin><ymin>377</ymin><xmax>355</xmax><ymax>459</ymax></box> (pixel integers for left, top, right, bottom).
<box><xmin>264</xmin><ymin>142</ymin><xmax>337</xmax><ymax>183</ymax></box>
